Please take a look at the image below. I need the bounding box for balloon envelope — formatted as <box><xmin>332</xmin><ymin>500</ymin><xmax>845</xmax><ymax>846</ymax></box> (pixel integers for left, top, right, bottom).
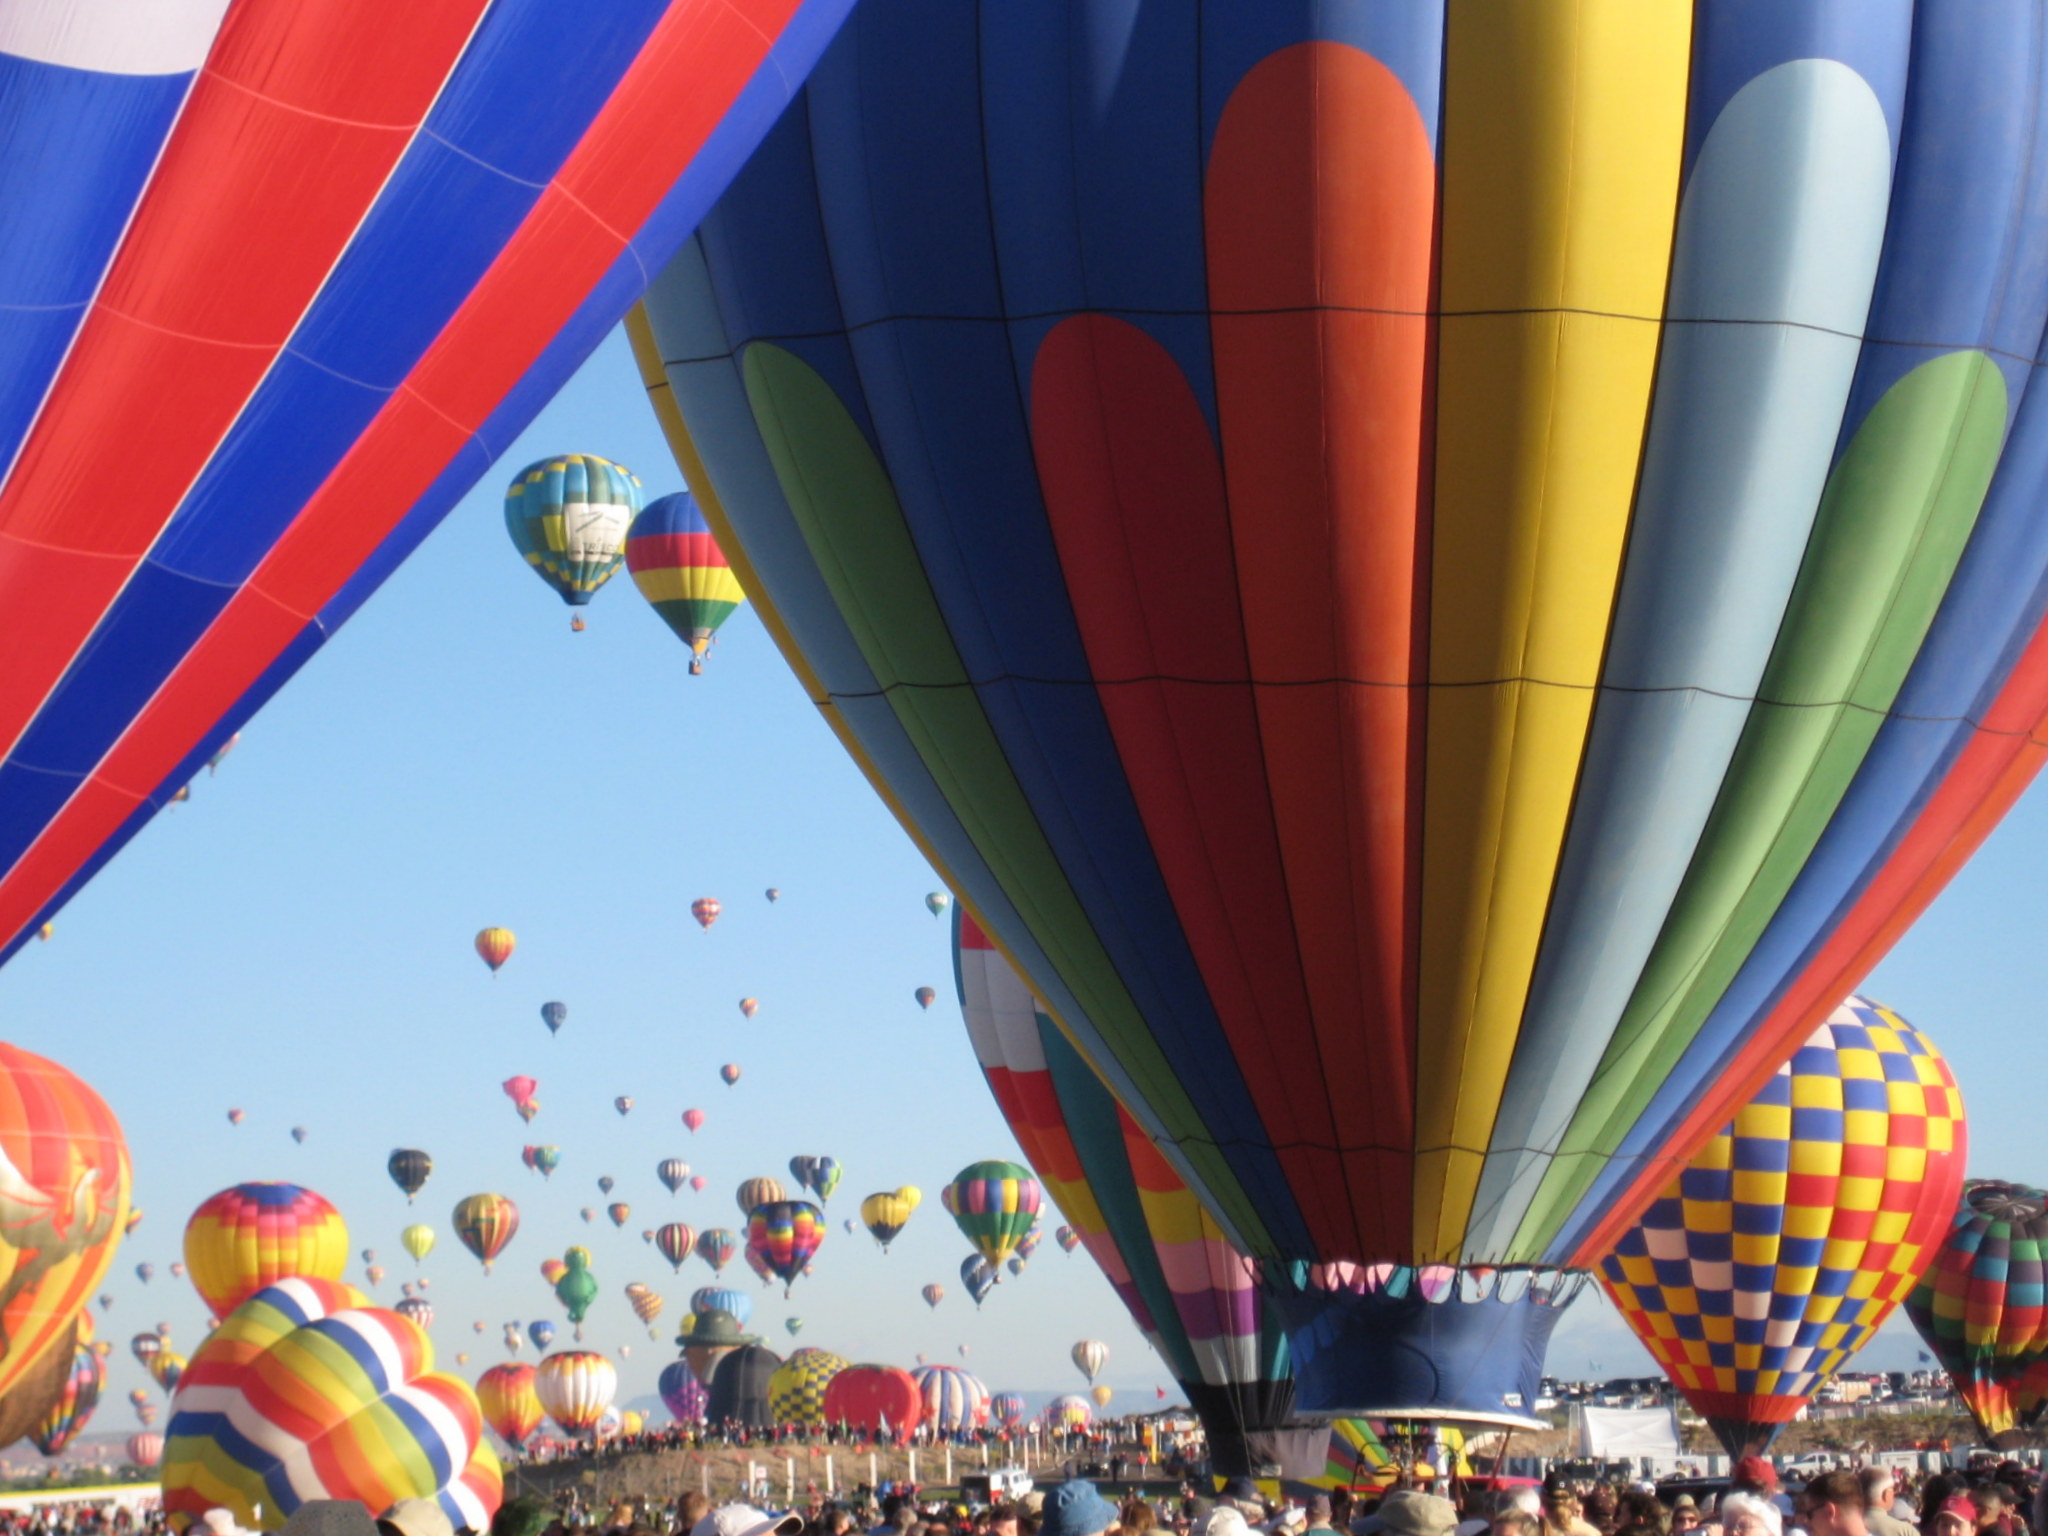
<box><xmin>503</xmin><ymin>455</ymin><xmax>640</xmax><ymax>607</ymax></box>
<box><xmin>626</xmin><ymin>491</ymin><xmax>745</xmax><ymax>673</ymax></box>
<box><xmin>1907</xmin><ymin>1181</ymin><xmax>2048</xmax><ymax>1441</ymax></box>
<box><xmin>477</xmin><ymin>1362</ymin><xmax>543</xmax><ymax>1449</ymax></box>
<box><xmin>453</xmin><ymin>1195</ymin><xmax>520</xmax><ymax>1273</ymax></box>
<box><xmin>634</xmin><ymin>0</ymin><xmax>2048</xmax><ymax>1415</ymax></box>
<box><xmin>184</xmin><ymin>1183</ymin><xmax>347</xmax><ymax>1319</ymax></box>
<box><xmin>535</xmin><ymin>1351</ymin><xmax>617</xmax><ymax>1434</ymax></box>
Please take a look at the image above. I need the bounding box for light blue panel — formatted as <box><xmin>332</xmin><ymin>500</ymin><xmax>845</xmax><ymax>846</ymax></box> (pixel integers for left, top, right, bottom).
<box><xmin>1463</xmin><ymin>59</ymin><xmax>1895</xmax><ymax>1255</ymax></box>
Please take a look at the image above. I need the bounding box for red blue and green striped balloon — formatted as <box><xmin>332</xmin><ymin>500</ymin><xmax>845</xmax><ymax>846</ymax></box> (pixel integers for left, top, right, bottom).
<box><xmin>626</xmin><ymin>492</ymin><xmax>745</xmax><ymax>674</ymax></box>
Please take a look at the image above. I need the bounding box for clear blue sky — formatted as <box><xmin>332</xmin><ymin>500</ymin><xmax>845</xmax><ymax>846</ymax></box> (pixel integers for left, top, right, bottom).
<box><xmin>6</xmin><ymin>324</ymin><xmax>2042</xmax><ymax>1434</ymax></box>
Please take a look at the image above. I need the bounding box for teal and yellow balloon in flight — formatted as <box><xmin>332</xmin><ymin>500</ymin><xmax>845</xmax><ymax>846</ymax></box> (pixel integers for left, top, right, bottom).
<box><xmin>503</xmin><ymin>456</ymin><xmax>641</xmax><ymax>622</ymax></box>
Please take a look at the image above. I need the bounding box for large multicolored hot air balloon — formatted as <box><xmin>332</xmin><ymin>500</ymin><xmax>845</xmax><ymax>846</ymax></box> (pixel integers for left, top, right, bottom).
<box><xmin>453</xmin><ymin>1194</ymin><xmax>520</xmax><ymax>1274</ymax></box>
<box><xmin>861</xmin><ymin>1192</ymin><xmax>913</xmax><ymax>1251</ymax></box>
<box><xmin>504</xmin><ymin>455</ymin><xmax>642</xmax><ymax>614</ymax></box>
<box><xmin>30</xmin><ymin>1340</ymin><xmax>102</xmax><ymax>1457</ymax></box>
<box><xmin>0</xmin><ymin>0</ymin><xmax>860</xmax><ymax>968</ymax></box>
<box><xmin>0</xmin><ymin>1047</ymin><xmax>129</xmax><ymax>1432</ymax></box>
<box><xmin>476</xmin><ymin>1362</ymin><xmax>543</xmax><ymax>1449</ymax></box>
<box><xmin>161</xmin><ymin>1280</ymin><xmax>499</xmax><ymax>1533</ymax></box>
<box><xmin>943</xmin><ymin>1162</ymin><xmax>1041</xmax><ymax>1276</ymax></box>
<box><xmin>183</xmin><ymin>1183</ymin><xmax>347</xmax><ymax>1320</ymax></box>
<box><xmin>1600</xmin><ymin>996</ymin><xmax>1966</xmax><ymax>1455</ymax></box>
<box><xmin>958</xmin><ymin>915</ymin><xmax>1292</xmax><ymax>1464</ymax></box>
<box><xmin>633</xmin><ymin>0</ymin><xmax>2048</xmax><ymax>1415</ymax></box>
<box><xmin>474</xmin><ymin>929</ymin><xmax>515</xmax><ymax>975</ymax></box>
<box><xmin>535</xmin><ymin>1351</ymin><xmax>617</xmax><ymax>1437</ymax></box>
<box><xmin>626</xmin><ymin>492</ymin><xmax>746</xmax><ymax>673</ymax></box>
<box><xmin>1906</xmin><ymin>1181</ymin><xmax>2048</xmax><ymax>1442</ymax></box>
<box><xmin>746</xmin><ymin>1201</ymin><xmax>825</xmax><ymax>1296</ymax></box>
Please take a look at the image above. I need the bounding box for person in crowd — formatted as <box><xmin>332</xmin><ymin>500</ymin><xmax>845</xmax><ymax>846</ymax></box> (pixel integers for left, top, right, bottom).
<box><xmin>1668</xmin><ymin>1497</ymin><xmax>1700</xmax><ymax>1536</ymax></box>
<box><xmin>1798</xmin><ymin>1470</ymin><xmax>1868</xmax><ymax>1536</ymax></box>
<box><xmin>1970</xmin><ymin>1485</ymin><xmax>2015</xmax><ymax>1536</ymax></box>
<box><xmin>1039</xmin><ymin>1484</ymin><xmax>1119</xmax><ymax>1536</ymax></box>
<box><xmin>1718</xmin><ymin>1494</ymin><xmax>1782</xmax><ymax>1536</ymax></box>
<box><xmin>1733</xmin><ymin>1462</ymin><xmax>1794</xmax><ymax>1521</ymax></box>
<box><xmin>1863</xmin><ymin>1472</ymin><xmax>1915</xmax><ymax>1536</ymax></box>
<box><xmin>1305</xmin><ymin>1498</ymin><xmax>1341</xmax><ymax>1536</ymax></box>
<box><xmin>1929</xmin><ymin>1498</ymin><xmax>1979</xmax><ymax>1536</ymax></box>
<box><xmin>1539</xmin><ymin>1475</ymin><xmax>1599</xmax><ymax>1536</ymax></box>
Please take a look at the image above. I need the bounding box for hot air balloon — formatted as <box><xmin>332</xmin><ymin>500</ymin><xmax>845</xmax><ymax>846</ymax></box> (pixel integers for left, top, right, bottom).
<box><xmin>629</xmin><ymin>0</ymin><xmax>2048</xmax><ymax>1419</ymax></box>
<box><xmin>690</xmin><ymin>1176</ymin><xmax>709</xmax><ymax>1192</ymax></box>
<box><xmin>789</xmin><ymin>1156</ymin><xmax>841</xmax><ymax>1204</ymax></box>
<box><xmin>961</xmin><ymin>1256</ymin><xmax>996</xmax><ymax>1309</ymax></box>
<box><xmin>132</xmin><ymin>1332</ymin><xmax>162</xmax><ymax>1366</ymax></box>
<box><xmin>477</xmin><ymin>1362</ymin><xmax>543</xmax><ymax>1449</ymax></box>
<box><xmin>1089</xmin><ymin>1385</ymin><xmax>1113</xmax><ymax>1409</ymax></box>
<box><xmin>389</xmin><ymin>1148</ymin><xmax>432</xmax><ymax>1202</ymax></box>
<box><xmin>1599</xmin><ymin>995</ymin><xmax>1966</xmax><ymax>1456</ymax></box>
<box><xmin>659</xmin><ymin>1360</ymin><xmax>710</xmax><ymax>1424</ymax></box>
<box><xmin>720</xmin><ymin>1064</ymin><xmax>741</xmax><ymax>1087</ymax></box>
<box><xmin>1056</xmin><ymin>1227</ymin><xmax>1080</xmax><ymax>1254</ymax></box>
<box><xmin>541</xmin><ymin>1002</ymin><xmax>567</xmax><ymax>1036</ymax></box>
<box><xmin>821</xmin><ymin>1364</ymin><xmax>922</xmax><ymax>1435</ymax></box>
<box><xmin>532</xmin><ymin>1146</ymin><xmax>562</xmax><ymax>1179</ymax></box>
<box><xmin>956</xmin><ymin>915</ymin><xmax>1295</xmax><ymax>1467</ymax></box>
<box><xmin>742</xmin><ymin>1245</ymin><xmax>774</xmax><ymax>1288</ymax></box>
<box><xmin>692</xmin><ymin>1287</ymin><xmax>753</xmax><ymax>1328</ymax></box>
<box><xmin>924</xmin><ymin>893</ymin><xmax>950</xmax><ymax>919</ymax></box>
<box><xmin>656</xmin><ymin>1224</ymin><xmax>697</xmax><ymax>1272</ymax></box>
<box><xmin>1046</xmin><ymin>1396</ymin><xmax>1094</xmax><ymax>1432</ymax></box>
<box><xmin>598</xmin><ymin>1177</ymin><xmax>615</xmax><ymax>1196</ymax></box>
<box><xmin>861</xmin><ymin>1193</ymin><xmax>913</xmax><ymax>1251</ymax></box>
<box><xmin>915</xmin><ymin>987</ymin><xmax>936</xmax><ymax>1010</ymax></box>
<box><xmin>403</xmin><ymin>1224</ymin><xmax>436</xmax><ymax>1263</ymax></box>
<box><xmin>396</xmin><ymin>1296</ymin><xmax>434</xmax><ymax>1330</ymax></box>
<box><xmin>290</xmin><ymin>1126</ymin><xmax>307</xmax><ymax>1145</ymax></box>
<box><xmin>766</xmin><ymin>888</ymin><xmax>781</xmax><ymax>903</ymax></box>
<box><xmin>184</xmin><ymin>1183</ymin><xmax>347</xmax><ymax>1319</ymax></box>
<box><xmin>127</xmin><ymin>1432</ymin><xmax>163</xmax><ymax>1469</ymax></box>
<box><xmin>225</xmin><ymin>1109</ymin><xmax>244</xmax><ymax>1127</ymax></box>
<box><xmin>1906</xmin><ymin>1181</ymin><xmax>2048</xmax><ymax>1442</ymax></box>
<box><xmin>696</xmin><ymin>1229</ymin><xmax>738</xmax><ymax>1274</ymax></box>
<box><xmin>785</xmin><ymin>1318</ymin><xmax>803</xmax><ymax>1336</ymax></box>
<box><xmin>910</xmin><ymin>1364</ymin><xmax>988</xmax><ymax>1433</ymax></box>
<box><xmin>691</xmin><ymin>898</ymin><xmax>722</xmax><ymax>931</ymax></box>
<box><xmin>453</xmin><ymin>1195</ymin><xmax>520</xmax><ymax>1274</ymax></box>
<box><xmin>607</xmin><ymin>1203</ymin><xmax>631</xmax><ymax>1229</ymax></box>
<box><xmin>135</xmin><ymin>1262</ymin><xmax>153</xmax><ymax>1283</ymax></box>
<box><xmin>475</xmin><ymin>929</ymin><xmax>515</xmax><ymax>974</ymax></box>
<box><xmin>766</xmin><ymin>1348</ymin><xmax>845</xmax><ymax>1427</ymax></box>
<box><xmin>150</xmin><ymin>1351</ymin><xmax>186</xmax><ymax>1393</ymax></box>
<box><xmin>737</xmin><ymin>1177</ymin><xmax>786</xmax><ymax>1217</ymax></box>
<box><xmin>366</xmin><ymin>1265</ymin><xmax>386</xmax><ymax>1287</ymax></box>
<box><xmin>683</xmin><ymin>1109</ymin><xmax>706</xmax><ymax>1134</ymax></box>
<box><xmin>169</xmin><ymin>1262</ymin><xmax>185</xmax><ymax>1279</ymax></box>
<box><xmin>991</xmin><ymin>1392</ymin><xmax>1028</xmax><ymax>1428</ymax></box>
<box><xmin>1072</xmin><ymin>1341</ymin><xmax>1109</xmax><ymax>1384</ymax></box>
<box><xmin>626</xmin><ymin>491</ymin><xmax>746</xmax><ymax>673</ymax></box>
<box><xmin>501</xmin><ymin>1076</ymin><xmax>538</xmax><ymax>1121</ymax></box>
<box><xmin>943</xmin><ymin>1162</ymin><xmax>1041</xmax><ymax>1276</ymax></box>
<box><xmin>161</xmin><ymin>1282</ymin><xmax>500</xmax><ymax>1534</ymax></box>
<box><xmin>125</xmin><ymin>1210</ymin><xmax>142</xmax><ymax>1235</ymax></box>
<box><xmin>31</xmin><ymin>1341</ymin><xmax>102</xmax><ymax>1457</ymax></box>
<box><xmin>529</xmin><ymin>1321</ymin><xmax>556</xmax><ymax>1353</ymax></box>
<box><xmin>629</xmin><ymin>1289</ymin><xmax>664</xmax><ymax>1334</ymax></box>
<box><xmin>739</xmin><ymin>998</ymin><xmax>760</xmax><ymax>1019</ymax></box>
<box><xmin>504</xmin><ymin>455</ymin><xmax>642</xmax><ymax>618</ymax></box>
<box><xmin>0</xmin><ymin>0</ymin><xmax>860</xmax><ymax>970</ymax></box>
<box><xmin>659</xmin><ymin>1160</ymin><xmax>690</xmax><ymax>1195</ymax></box>
<box><xmin>614</xmin><ymin>1096</ymin><xmax>633</xmax><ymax>1117</ymax></box>
<box><xmin>922</xmin><ymin>1284</ymin><xmax>944</xmax><ymax>1310</ymax></box>
<box><xmin>579</xmin><ymin>1207</ymin><xmax>595</xmax><ymax>1224</ymax></box>
<box><xmin>554</xmin><ymin>1250</ymin><xmax>599</xmax><ymax>1339</ymax></box>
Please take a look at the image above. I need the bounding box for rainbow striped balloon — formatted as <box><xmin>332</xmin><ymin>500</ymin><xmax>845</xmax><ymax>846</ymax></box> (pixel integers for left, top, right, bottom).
<box><xmin>745</xmin><ymin>1201</ymin><xmax>825</xmax><ymax>1295</ymax></box>
<box><xmin>941</xmin><ymin>1160</ymin><xmax>1041</xmax><ymax>1272</ymax></box>
<box><xmin>625</xmin><ymin>492</ymin><xmax>745</xmax><ymax>674</ymax></box>
<box><xmin>30</xmin><ymin>1339</ymin><xmax>103</xmax><ymax>1456</ymax></box>
<box><xmin>182</xmin><ymin>1183</ymin><xmax>349</xmax><ymax>1319</ymax></box>
<box><xmin>162</xmin><ymin>1287</ymin><xmax>499</xmax><ymax>1533</ymax></box>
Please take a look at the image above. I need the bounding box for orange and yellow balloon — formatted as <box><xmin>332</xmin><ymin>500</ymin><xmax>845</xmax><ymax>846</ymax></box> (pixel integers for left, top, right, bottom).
<box><xmin>474</xmin><ymin>928</ymin><xmax>515</xmax><ymax>974</ymax></box>
<box><xmin>183</xmin><ymin>1183</ymin><xmax>348</xmax><ymax>1319</ymax></box>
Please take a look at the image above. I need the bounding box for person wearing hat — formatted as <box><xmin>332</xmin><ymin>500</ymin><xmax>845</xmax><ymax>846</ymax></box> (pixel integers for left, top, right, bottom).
<box><xmin>694</xmin><ymin>1508</ymin><xmax>807</xmax><ymax>1536</ymax></box>
<box><xmin>1669</xmin><ymin>1496</ymin><xmax>1701</xmax><ymax>1536</ymax></box>
<box><xmin>1041</xmin><ymin>1483</ymin><xmax>1120</xmax><ymax>1536</ymax></box>
<box><xmin>1933</xmin><ymin>1498</ymin><xmax>1981</xmax><ymax>1536</ymax></box>
<box><xmin>1368</xmin><ymin>1491</ymin><xmax>1457</xmax><ymax>1536</ymax></box>
<box><xmin>1732</xmin><ymin>1460</ymin><xmax>1793</xmax><ymax>1520</ymax></box>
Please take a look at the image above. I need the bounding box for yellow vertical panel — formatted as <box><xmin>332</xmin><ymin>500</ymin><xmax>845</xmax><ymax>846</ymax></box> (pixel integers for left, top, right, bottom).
<box><xmin>1413</xmin><ymin>0</ymin><xmax>1691</xmax><ymax>1257</ymax></box>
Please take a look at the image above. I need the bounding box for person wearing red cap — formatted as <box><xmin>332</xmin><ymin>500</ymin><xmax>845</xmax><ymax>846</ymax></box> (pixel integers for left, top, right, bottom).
<box><xmin>1932</xmin><ymin>1495</ymin><xmax>1980</xmax><ymax>1536</ymax></box>
<box><xmin>1732</xmin><ymin>1459</ymin><xmax>1793</xmax><ymax>1519</ymax></box>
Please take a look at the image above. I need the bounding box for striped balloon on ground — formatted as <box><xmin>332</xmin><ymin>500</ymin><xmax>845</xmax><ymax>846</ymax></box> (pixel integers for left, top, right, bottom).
<box><xmin>626</xmin><ymin>492</ymin><xmax>746</xmax><ymax>673</ymax></box>
<box><xmin>161</xmin><ymin>1291</ymin><xmax>499</xmax><ymax>1533</ymax></box>
<box><xmin>1599</xmin><ymin>996</ymin><xmax>1965</xmax><ymax>1455</ymax></box>
<box><xmin>1906</xmin><ymin>1181</ymin><xmax>2048</xmax><ymax>1442</ymax></box>
<box><xmin>909</xmin><ymin>1364</ymin><xmax>988</xmax><ymax>1433</ymax></box>
<box><xmin>768</xmin><ymin>1349</ymin><xmax>847</xmax><ymax>1428</ymax></box>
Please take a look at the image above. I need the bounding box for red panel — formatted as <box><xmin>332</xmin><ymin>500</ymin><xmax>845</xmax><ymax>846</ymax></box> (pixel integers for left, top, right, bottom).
<box><xmin>0</xmin><ymin>1</ymin><xmax>807</xmax><ymax>947</ymax></box>
<box><xmin>1031</xmin><ymin>313</ymin><xmax>1351</xmax><ymax>1254</ymax></box>
<box><xmin>1570</xmin><ymin>633</ymin><xmax>2048</xmax><ymax>1266</ymax></box>
<box><xmin>1206</xmin><ymin>42</ymin><xmax>1435</xmax><ymax>1252</ymax></box>
<box><xmin>0</xmin><ymin>0</ymin><xmax>487</xmax><ymax>755</ymax></box>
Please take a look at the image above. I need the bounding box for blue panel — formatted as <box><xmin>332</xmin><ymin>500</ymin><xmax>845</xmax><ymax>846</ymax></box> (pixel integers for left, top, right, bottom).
<box><xmin>0</xmin><ymin>55</ymin><xmax>192</xmax><ymax>470</ymax></box>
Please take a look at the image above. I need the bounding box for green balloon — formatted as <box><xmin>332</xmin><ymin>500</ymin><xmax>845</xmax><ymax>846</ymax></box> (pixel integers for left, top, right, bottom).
<box><xmin>555</xmin><ymin>1247</ymin><xmax>600</xmax><ymax>1325</ymax></box>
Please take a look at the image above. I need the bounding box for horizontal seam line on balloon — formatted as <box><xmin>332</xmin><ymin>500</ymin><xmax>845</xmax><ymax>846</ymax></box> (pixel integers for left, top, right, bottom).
<box><xmin>89</xmin><ymin>303</ymin><xmax>278</xmax><ymax>350</ymax></box>
<box><xmin>661</xmin><ymin>317</ymin><xmax>2040</xmax><ymax>368</ymax></box>
<box><xmin>0</xmin><ymin>300</ymin><xmax>87</xmax><ymax>314</ymax></box>
<box><xmin>417</xmin><ymin>127</ymin><xmax>549</xmax><ymax>190</ymax></box>
<box><xmin>197</xmin><ymin>65</ymin><xmax>427</xmax><ymax>132</ymax></box>
<box><xmin>821</xmin><ymin>678</ymin><xmax>2048</xmax><ymax>735</ymax></box>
